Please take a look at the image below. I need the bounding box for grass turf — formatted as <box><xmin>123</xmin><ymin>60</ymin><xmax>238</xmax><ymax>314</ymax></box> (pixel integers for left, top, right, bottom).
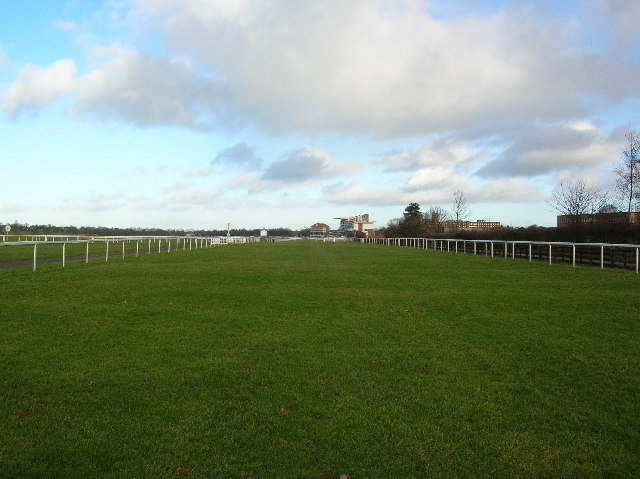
<box><xmin>0</xmin><ymin>240</ymin><xmax>638</xmax><ymax>478</ymax></box>
<box><xmin>0</xmin><ymin>238</ymin><xmax>195</xmax><ymax>263</ymax></box>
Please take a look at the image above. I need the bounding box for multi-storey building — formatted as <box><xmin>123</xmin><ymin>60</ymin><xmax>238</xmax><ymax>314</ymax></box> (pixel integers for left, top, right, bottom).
<box><xmin>334</xmin><ymin>214</ymin><xmax>375</xmax><ymax>237</ymax></box>
<box><xmin>443</xmin><ymin>219</ymin><xmax>501</xmax><ymax>230</ymax></box>
<box><xmin>310</xmin><ymin>222</ymin><xmax>331</xmax><ymax>238</ymax></box>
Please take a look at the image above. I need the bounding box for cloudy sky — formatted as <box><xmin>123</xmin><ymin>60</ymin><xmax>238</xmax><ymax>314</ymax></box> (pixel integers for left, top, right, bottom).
<box><xmin>1</xmin><ymin>0</ymin><xmax>638</xmax><ymax>231</ymax></box>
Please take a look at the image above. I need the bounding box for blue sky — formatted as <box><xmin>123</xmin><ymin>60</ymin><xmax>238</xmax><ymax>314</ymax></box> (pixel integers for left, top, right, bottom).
<box><xmin>1</xmin><ymin>0</ymin><xmax>639</xmax><ymax>231</ymax></box>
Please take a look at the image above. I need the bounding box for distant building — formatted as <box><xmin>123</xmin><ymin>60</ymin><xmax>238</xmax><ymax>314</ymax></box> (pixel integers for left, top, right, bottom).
<box><xmin>557</xmin><ymin>212</ymin><xmax>639</xmax><ymax>227</ymax></box>
<box><xmin>310</xmin><ymin>222</ymin><xmax>331</xmax><ymax>238</ymax></box>
<box><xmin>334</xmin><ymin>214</ymin><xmax>375</xmax><ymax>237</ymax></box>
<box><xmin>260</xmin><ymin>229</ymin><xmax>268</xmax><ymax>237</ymax></box>
<box><xmin>444</xmin><ymin>219</ymin><xmax>501</xmax><ymax>230</ymax></box>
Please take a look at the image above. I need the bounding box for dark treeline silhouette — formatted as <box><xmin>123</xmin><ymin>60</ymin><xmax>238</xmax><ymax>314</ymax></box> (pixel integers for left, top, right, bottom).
<box><xmin>2</xmin><ymin>222</ymin><xmax>308</xmax><ymax>238</ymax></box>
<box><xmin>377</xmin><ymin>201</ymin><xmax>640</xmax><ymax>244</ymax></box>
<box><xmin>6</xmin><ymin>220</ymin><xmax>639</xmax><ymax>244</ymax></box>
<box><xmin>448</xmin><ymin>224</ymin><xmax>640</xmax><ymax>244</ymax></box>
<box><xmin>379</xmin><ymin>222</ymin><xmax>640</xmax><ymax>244</ymax></box>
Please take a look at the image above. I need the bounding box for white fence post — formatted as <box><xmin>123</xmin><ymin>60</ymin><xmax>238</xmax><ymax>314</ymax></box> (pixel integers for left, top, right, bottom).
<box><xmin>10</xmin><ymin>235</ymin><xmax>640</xmax><ymax>274</ymax></box>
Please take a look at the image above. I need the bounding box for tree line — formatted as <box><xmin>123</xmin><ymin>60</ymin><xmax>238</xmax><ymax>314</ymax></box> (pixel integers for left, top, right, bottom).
<box><xmin>378</xmin><ymin>194</ymin><xmax>469</xmax><ymax>239</ymax></box>
<box><xmin>378</xmin><ymin>200</ymin><xmax>639</xmax><ymax>243</ymax></box>
<box><xmin>0</xmin><ymin>222</ymin><xmax>308</xmax><ymax>238</ymax></box>
<box><xmin>379</xmin><ymin>128</ymin><xmax>639</xmax><ymax>243</ymax></box>
<box><xmin>549</xmin><ymin>128</ymin><xmax>639</xmax><ymax>223</ymax></box>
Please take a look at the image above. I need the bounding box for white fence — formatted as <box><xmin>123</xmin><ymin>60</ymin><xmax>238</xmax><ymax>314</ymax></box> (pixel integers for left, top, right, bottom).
<box><xmin>357</xmin><ymin>237</ymin><xmax>640</xmax><ymax>274</ymax></box>
<box><xmin>0</xmin><ymin>235</ymin><xmax>259</xmax><ymax>272</ymax></box>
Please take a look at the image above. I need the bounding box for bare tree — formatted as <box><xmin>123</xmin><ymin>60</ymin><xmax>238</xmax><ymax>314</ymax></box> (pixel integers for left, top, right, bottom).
<box><xmin>548</xmin><ymin>179</ymin><xmax>608</xmax><ymax>224</ymax></box>
<box><xmin>452</xmin><ymin>190</ymin><xmax>470</xmax><ymax>229</ymax></box>
<box><xmin>423</xmin><ymin>206</ymin><xmax>449</xmax><ymax>237</ymax></box>
<box><xmin>614</xmin><ymin>128</ymin><xmax>640</xmax><ymax>220</ymax></box>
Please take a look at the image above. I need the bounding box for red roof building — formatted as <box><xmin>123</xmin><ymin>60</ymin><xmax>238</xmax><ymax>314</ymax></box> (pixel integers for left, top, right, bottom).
<box><xmin>310</xmin><ymin>222</ymin><xmax>331</xmax><ymax>237</ymax></box>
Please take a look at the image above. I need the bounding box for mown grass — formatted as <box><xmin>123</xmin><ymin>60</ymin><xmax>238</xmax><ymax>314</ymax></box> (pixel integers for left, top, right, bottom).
<box><xmin>0</xmin><ymin>238</ymin><xmax>194</xmax><ymax>262</ymax></box>
<box><xmin>0</xmin><ymin>241</ymin><xmax>638</xmax><ymax>478</ymax></box>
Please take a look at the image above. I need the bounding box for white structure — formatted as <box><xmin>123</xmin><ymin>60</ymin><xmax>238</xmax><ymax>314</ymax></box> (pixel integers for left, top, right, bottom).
<box><xmin>309</xmin><ymin>222</ymin><xmax>331</xmax><ymax>238</ymax></box>
<box><xmin>334</xmin><ymin>214</ymin><xmax>375</xmax><ymax>237</ymax></box>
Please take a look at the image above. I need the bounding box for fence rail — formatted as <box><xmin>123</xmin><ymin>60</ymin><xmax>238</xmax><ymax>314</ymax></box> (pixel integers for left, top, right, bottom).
<box><xmin>0</xmin><ymin>235</ymin><xmax>259</xmax><ymax>271</ymax></box>
<box><xmin>358</xmin><ymin>237</ymin><xmax>640</xmax><ymax>273</ymax></box>
<box><xmin>5</xmin><ymin>234</ymin><xmax>639</xmax><ymax>273</ymax></box>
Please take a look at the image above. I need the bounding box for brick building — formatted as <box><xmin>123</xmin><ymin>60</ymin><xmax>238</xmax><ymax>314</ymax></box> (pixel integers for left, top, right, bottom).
<box><xmin>443</xmin><ymin>219</ymin><xmax>501</xmax><ymax>230</ymax></box>
<box><xmin>310</xmin><ymin>222</ymin><xmax>331</xmax><ymax>238</ymax></box>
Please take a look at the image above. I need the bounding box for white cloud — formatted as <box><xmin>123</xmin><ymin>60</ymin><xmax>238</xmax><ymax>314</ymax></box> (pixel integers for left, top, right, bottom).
<box><xmin>0</xmin><ymin>201</ymin><xmax>31</xmax><ymax>214</ymax></box>
<box><xmin>2</xmin><ymin>60</ymin><xmax>76</xmax><ymax>115</ymax></box>
<box><xmin>163</xmin><ymin>181</ymin><xmax>192</xmax><ymax>193</ymax></box>
<box><xmin>2</xmin><ymin>0</ymin><xmax>636</xmax><ymax>231</ymax></box>
<box><xmin>183</xmin><ymin>167</ymin><xmax>211</xmax><ymax>178</ymax></box>
<box><xmin>60</xmin><ymin>192</ymin><xmax>126</xmax><ymax>212</ymax></box>
<box><xmin>399</xmin><ymin>163</ymin><xmax>543</xmax><ymax>203</ymax></box>
<box><xmin>324</xmin><ymin>181</ymin><xmax>414</xmax><ymax>206</ymax></box>
<box><xmin>126</xmin><ymin>0</ymin><xmax>638</xmax><ymax>136</ymax></box>
<box><xmin>470</xmin><ymin>179</ymin><xmax>543</xmax><ymax>203</ymax></box>
<box><xmin>164</xmin><ymin>187</ymin><xmax>218</xmax><ymax>210</ymax></box>
<box><xmin>261</xmin><ymin>148</ymin><xmax>359</xmax><ymax>183</ymax></box>
<box><xmin>378</xmin><ymin>137</ymin><xmax>487</xmax><ymax>194</ymax></box>
<box><xmin>223</xmin><ymin>173</ymin><xmax>265</xmax><ymax>194</ymax></box>
<box><xmin>3</xmin><ymin>1</ymin><xmax>638</xmax><ymax>140</ymax></box>
<box><xmin>325</xmin><ymin>175</ymin><xmax>542</xmax><ymax>207</ymax></box>
<box><xmin>382</xmin><ymin>137</ymin><xmax>486</xmax><ymax>171</ymax></box>
<box><xmin>587</xmin><ymin>0</ymin><xmax>640</xmax><ymax>52</ymax></box>
<box><xmin>212</xmin><ymin>142</ymin><xmax>263</xmax><ymax>170</ymax></box>
<box><xmin>75</xmin><ymin>46</ymin><xmax>220</xmax><ymax>128</ymax></box>
<box><xmin>477</xmin><ymin>121</ymin><xmax>623</xmax><ymax>178</ymax></box>
<box><xmin>52</xmin><ymin>20</ymin><xmax>78</xmax><ymax>32</ymax></box>
<box><xmin>404</xmin><ymin>166</ymin><xmax>472</xmax><ymax>192</ymax></box>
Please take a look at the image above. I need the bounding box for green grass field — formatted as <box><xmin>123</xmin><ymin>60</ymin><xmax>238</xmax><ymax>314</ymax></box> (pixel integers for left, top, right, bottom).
<box><xmin>1</xmin><ymin>241</ymin><xmax>638</xmax><ymax>478</ymax></box>
<box><xmin>0</xmin><ymin>238</ymin><xmax>196</xmax><ymax>263</ymax></box>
